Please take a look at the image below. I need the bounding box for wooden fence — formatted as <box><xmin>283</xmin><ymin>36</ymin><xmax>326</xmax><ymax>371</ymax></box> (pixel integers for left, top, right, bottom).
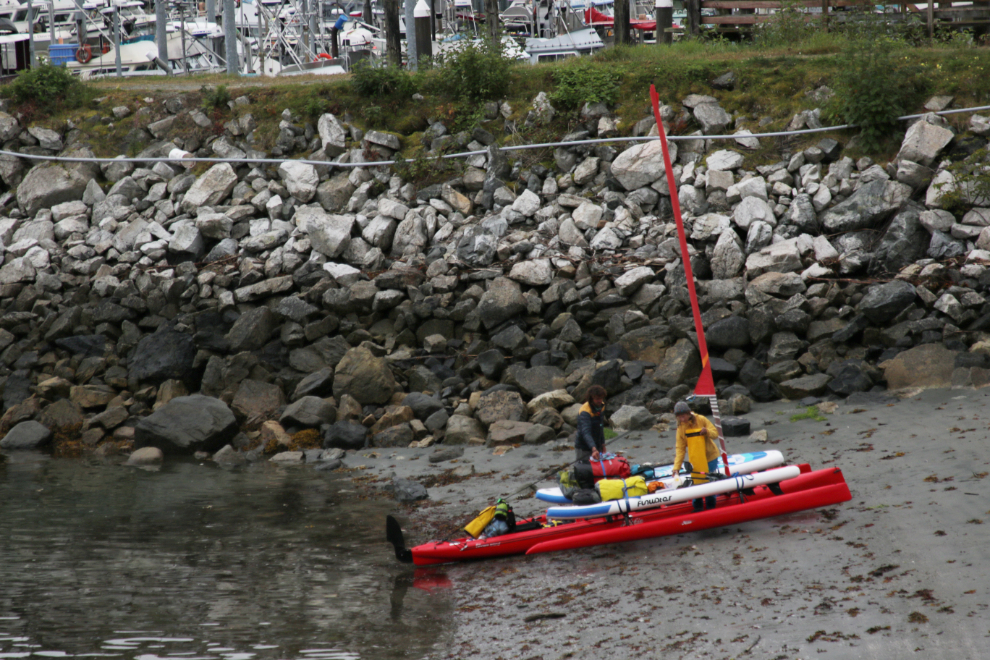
<box><xmin>684</xmin><ymin>0</ymin><xmax>990</xmax><ymax>38</ymax></box>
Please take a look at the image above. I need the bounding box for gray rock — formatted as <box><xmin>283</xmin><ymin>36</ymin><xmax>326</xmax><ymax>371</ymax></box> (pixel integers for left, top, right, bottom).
<box><xmin>611</xmin><ymin>140</ymin><xmax>676</xmax><ymax>191</ymax></box>
<box><xmin>477</xmin><ymin>277</ymin><xmax>526</xmax><ymax>330</ymax></box>
<box><xmin>0</xmin><ymin>420</ymin><xmax>52</xmax><ymax>449</ymax></box>
<box><xmin>17</xmin><ymin>164</ymin><xmax>91</xmax><ymax>217</ymax></box>
<box><xmin>280</xmin><ymin>396</ymin><xmax>335</xmax><ymax>428</ymax></box>
<box><xmin>610</xmin><ymin>405</ymin><xmax>656</xmax><ymax>431</ymax></box>
<box><xmin>213</xmin><ymin>444</ymin><xmax>247</xmax><ymax>466</ymax></box>
<box><xmin>126</xmin><ymin>446</ymin><xmax>164</xmax><ymax>466</ymax></box>
<box><xmin>445</xmin><ymin>415</ymin><xmax>486</xmax><ymax>445</ymax></box>
<box><xmin>403</xmin><ymin>392</ymin><xmax>444</xmax><ymax>420</ymax></box>
<box><xmin>475</xmin><ymin>390</ymin><xmax>527</xmax><ymax>426</ymax></box>
<box><xmin>778</xmin><ymin>374</ymin><xmax>832</xmax><ymax>399</ymax></box>
<box><xmin>504</xmin><ymin>364</ymin><xmax>564</xmax><ymax>398</ymax></box>
<box><xmin>896</xmin><ymin>114</ymin><xmax>954</xmax><ymax>167</ymax></box>
<box><xmin>694</xmin><ymin>102</ymin><xmax>731</xmax><ymax>134</ymax></box>
<box><xmin>129</xmin><ymin>324</ymin><xmax>196</xmax><ymax>386</ymax></box>
<box><xmin>706</xmin><ymin>315</ymin><xmax>750</xmax><ymax>349</ymax></box>
<box><xmin>181</xmin><ymin>163</ymin><xmax>238</xmax><ymax>213</ymax></box>
<box><xmin>332</xmin><ymin>346</ymin><xmax>397</xmax><ymax>405</ymax></box>
<box><xmin>226</xmin><ymin>307</ymin><xmax>278</xmax><ymax>352</ymax></box>
<box><xmin>293</xmin><ymin>368</ymin><xmax>335</xmax><ymax>400</ymax></box>
<box><xmin>429</xmin><ymin>446</ymin><xmax>464</xmax><ymax>463</ymax></box>
<box><xmin>821</xmin><ymin>179</ymin><xmax>911</xmax><ymax>233</ymax></box>
<box><xmin>653</xmin><ymin>338</ymin><xmax>701</xmax><ymax>388</ymax></box>
<box><xmin>868</xmin><ymin>203</ymin><xmax>928</xmax><ymax>276</ymax></box>
<box><xmin>392</xmin><ymin>477</ymin><xmax>428</xmax><ymax>502</ymax></box>
<box><xmin>134</xmin><ymin>395</ymin><xmax>238</xmax><ymax>454</ymax></box>
<box><xmin>323</xmin><ymin>421</ymin><xmax>367</xmax><ymax>449</ymax></box>
<box><xmin>857</xmin><ymin>280</ymin><xmax>917</xmax><ymax>324</ymax></box>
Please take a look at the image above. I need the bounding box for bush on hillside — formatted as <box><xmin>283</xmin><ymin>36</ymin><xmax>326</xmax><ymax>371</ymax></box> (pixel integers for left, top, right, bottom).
<box><xmin>430</xmin><ymin>39</ymin><xmax>513</xmax><ymax>102</ymax></box>
<box><xmin>351</xmin><ymin>61</ymin><xmax>417</xmax><ymax>98</ymax></box>
<box><xmin>550</xmin><ymin>60</ymin><xmax>621</xmax><ymax>109</ymax></box>
<box><xmin>5</xmin><ymin>63</ymin><xmax>88</xmax><ymax>113</ymax></box>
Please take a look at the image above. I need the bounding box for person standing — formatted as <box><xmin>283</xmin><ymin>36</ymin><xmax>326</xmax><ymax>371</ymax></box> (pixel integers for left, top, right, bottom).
<box><xmin>575</xmin><ymin>385</ymin><xmax>607</xmax><ymax>463</ymax></box>
<box><xmin>672</xmin><ymin>400</ymin><xmax>721</xmax><ymax>511</ymax></box>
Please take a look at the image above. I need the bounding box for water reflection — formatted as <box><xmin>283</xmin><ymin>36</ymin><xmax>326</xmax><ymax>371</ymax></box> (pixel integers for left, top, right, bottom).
<box><xmin>0</xmin><ymin>453</ymin><xmax>451</xmax><ymax>660</ymax></box>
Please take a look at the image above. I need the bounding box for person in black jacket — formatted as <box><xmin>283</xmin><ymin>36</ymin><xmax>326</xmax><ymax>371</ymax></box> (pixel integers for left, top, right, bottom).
<box><xmin>574</xmin><ymin>385</ymin><xmax>607</xmax><ymax>462</ymax></box>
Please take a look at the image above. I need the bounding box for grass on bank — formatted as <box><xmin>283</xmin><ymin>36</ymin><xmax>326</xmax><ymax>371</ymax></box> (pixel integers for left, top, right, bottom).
<box><xmin>4</xmin><ymin>14</ymin><xmax>990</xmax><ymax>185</ymax></box>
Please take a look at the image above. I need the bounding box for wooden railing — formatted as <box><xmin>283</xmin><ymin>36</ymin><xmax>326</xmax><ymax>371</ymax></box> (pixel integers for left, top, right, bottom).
<box><xmin>684</xmin><ymin>0</ymin><xmax>990</xmax><ymax>37</ymax></box>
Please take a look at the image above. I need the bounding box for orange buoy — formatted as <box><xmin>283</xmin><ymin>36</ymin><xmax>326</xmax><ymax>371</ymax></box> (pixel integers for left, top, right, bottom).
<box><xmin>76</xmin><ymin>44</ymin><xmax>93</xmax><ymax>63</ymax></box>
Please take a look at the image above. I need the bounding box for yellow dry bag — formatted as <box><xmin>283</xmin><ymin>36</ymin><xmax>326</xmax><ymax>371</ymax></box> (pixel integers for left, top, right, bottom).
<box><xmin>597</xmin><ymin>476</ymin><xmax>648</xmax><ymax>502</ymax></box>
<box><xmin>462</xmin><ymin>506</ymin><xmax>496</xmax><ymax>539</ymax></box>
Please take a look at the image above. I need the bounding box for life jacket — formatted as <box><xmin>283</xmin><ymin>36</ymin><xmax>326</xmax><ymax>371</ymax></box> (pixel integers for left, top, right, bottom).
<box><xmin>596</xmin><ymin>476</ymin><xmax>648</xmax><ymax>502</ymax></box>
<box><xmin>494</xmin><ymin>499</ymin><xmax>509</xmax><ymax>520</ymax></box>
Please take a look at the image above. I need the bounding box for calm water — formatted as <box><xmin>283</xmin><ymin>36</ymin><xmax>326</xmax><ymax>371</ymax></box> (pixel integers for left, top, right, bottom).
<box><xmin>0</xmin><ymin>452</ymin><xmax>451</xmax><ymax>660</ymax></box>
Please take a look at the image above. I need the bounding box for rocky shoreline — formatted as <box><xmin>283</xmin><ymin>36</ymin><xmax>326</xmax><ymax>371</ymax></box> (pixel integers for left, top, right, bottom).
<box><xmin>0</xmin><ymin>86</ymin><xmax>988</xmax><ymax>478</ymax></box>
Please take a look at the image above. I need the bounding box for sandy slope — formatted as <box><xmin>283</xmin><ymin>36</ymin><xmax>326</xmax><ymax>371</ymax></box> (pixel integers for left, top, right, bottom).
<box><xmin>362</xmin><ymin>387</ymin><xmax>990</xmax><ymax>660</ymax></box>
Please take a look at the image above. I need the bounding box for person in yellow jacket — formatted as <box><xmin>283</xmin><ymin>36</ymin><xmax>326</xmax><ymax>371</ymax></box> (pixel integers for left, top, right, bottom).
<box><xmin>672</xmin><ymin>400</ymin><xmax>721</xmax><ymax>511</ymax></box>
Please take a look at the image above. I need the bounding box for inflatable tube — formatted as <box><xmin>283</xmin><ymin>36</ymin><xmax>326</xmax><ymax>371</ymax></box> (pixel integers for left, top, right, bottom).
<box><xmin>526</xmin><ymin>481</ymin><xmax>852</xmax><ymax>555</ymax></box>
<box><xmin>536</xmin><ymin>450</ymin><xmax>784</xmax><ymax>504</ymax></box>
<box><xmin>545</xmin><ymin>465</ymin><xmax>802</xmax><ymax>520</ymax></box>
<box><xmin>402</xmin><ymin>467</ymin><xmax>846</xmax><ymax>566</ymax></box>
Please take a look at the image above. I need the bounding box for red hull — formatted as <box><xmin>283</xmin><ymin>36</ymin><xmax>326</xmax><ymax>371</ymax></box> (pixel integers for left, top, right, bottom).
<box><xmin>409</xmin><ymin>467</ymin><xmax>847</xmax><ymax>565</ymax></box>
<box><xmin>526</xmin><ymin>481</ymin><xmax>851</xmax><ymax>555</ymax></box>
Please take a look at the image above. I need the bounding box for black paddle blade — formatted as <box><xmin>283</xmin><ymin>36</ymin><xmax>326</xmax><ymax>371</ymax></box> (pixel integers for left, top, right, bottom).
<box><xmin>386</xmin><ymin>515</ymin><xmax>413</xmax><ymax>563</ymax></box>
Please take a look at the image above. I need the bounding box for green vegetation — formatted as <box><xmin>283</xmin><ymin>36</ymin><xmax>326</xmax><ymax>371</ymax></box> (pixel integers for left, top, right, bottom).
<box><xmin>550</xmin><ymin>59</ymin><xmax>622</xmax><ymax>108</ymax></box>
<box><xmin>429</xmin><ymin>39</ymin><xmax>513</xmax><ymax>102</ymax></box>
<box><xmin>200</xmin><ymin>84</ymin><xmax>231</xmax><ymax>111</ymax></box>
<box><xmin>790</xmin><ymin>406</ymin><xmax>827</xmax><ymax>423</ymax></box>
<box><xmin>3</xmin><ymin>63</ymin><xmax>90</xmax><ymax>117</ymax></box>
<box><xmin>8</xmin><ymin>22</ymin><xmax>990</xmax><ymax>197</ymax></box>
<box><xmin>604</xmin><ymin>428</ymin><xmax>618</xmax><ymax>440</ymax></box>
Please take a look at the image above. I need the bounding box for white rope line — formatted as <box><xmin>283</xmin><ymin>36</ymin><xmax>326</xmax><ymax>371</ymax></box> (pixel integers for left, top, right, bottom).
<box><xmin>5</xmin><ymin>103</ymin><xmax>990</xmax><ymax>169</ymax></box>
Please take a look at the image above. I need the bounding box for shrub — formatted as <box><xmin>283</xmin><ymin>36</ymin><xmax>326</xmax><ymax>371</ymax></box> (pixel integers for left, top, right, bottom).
<box><xmin>549</xmin><ymin>60</ymin><xmax>621</xmax><ymax>109</ymax></box>
<box><xmin>201</xmin><ymin>84</ymin><xmax>231</xmax><ymax>111</ymax></box>
<box><xmin>351</xmin><ymin>61</ymin><xmax>416</xmax><ymax>98</ymax></box>
<box><xmin>753</xmin><ymin>0</ymin><xmax>819</xmax><ymax>50</ymax></box>
<box><xmin>431</xmin><ymin>39</ymin><xmax>513</xmax><ymax>102</ymax></box>
<box><xmin>832</xmin><ymin>12</ymin><xmax>925</xmax><ymax>152</ymax></box>
<box><xmin>5</xmin><ymin>63</ymin><xmax>88</xmax><ymax>112</ymax></box>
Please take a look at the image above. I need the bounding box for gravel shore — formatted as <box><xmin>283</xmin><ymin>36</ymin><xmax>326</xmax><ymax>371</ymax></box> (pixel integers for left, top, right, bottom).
<box><xmin>371</xmin><ymin>386</ymin><xmax>990</xmax><ymax>660</ymax></box>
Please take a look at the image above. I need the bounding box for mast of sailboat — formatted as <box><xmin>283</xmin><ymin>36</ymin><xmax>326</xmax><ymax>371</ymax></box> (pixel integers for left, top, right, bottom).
<box><xmin>649</xmin><ymin>83</ymin><xmax>731</xmax><ymax>477</ymax></box>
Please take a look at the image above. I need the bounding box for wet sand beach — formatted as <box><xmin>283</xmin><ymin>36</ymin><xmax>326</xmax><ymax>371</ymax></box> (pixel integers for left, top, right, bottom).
<box><xmin>363</xmin><ymin>387</ymin><xmax>990</xmax><ymax>659</ymax></box>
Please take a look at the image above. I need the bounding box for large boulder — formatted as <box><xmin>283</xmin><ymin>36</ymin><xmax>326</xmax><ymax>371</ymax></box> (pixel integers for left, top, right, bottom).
<box><xmin>653</xmin><ymin>338</ymin><xmax>701</xmax><ymax>388</ymax></box>
<box><xmin>477</xmin><ymin>277</ymin><xmax>527</xmax><ymax>330</ymax></box>
<box><xmin>278</xmin><ymin>161</ymin><xmax>319</xmax><ymax>203</ymax></box>
<box><xmin>868</xmin><ymin>203</ymin><xmax>928</xmax><ymax>276</ymax></box>
<box><xmin>17</xmin><ymin>164</ymin><xmax>91</xmax><ymax>217</ymax></box>
<box><xmin>896</xmin><ymin>115</ymin><xmax>954</xmax><ymax>167</ymax></box>
<box><xmin>504</xmin><ymin>364</ymin><xmax>564</xmax><ymax>397</ymax></box>
<box><xmin>857</xmin><ymin>280</ymin><xmax>917</xmax><ymax>324</ymax></box>
<box><xmin>706</xmin><ymin>315</ymin><xmax>750</xmax><ymax>349</ymax></box>
<box><xmin>0</xmin><ymin>420</ymin><xmax>52</xmax><ymax>449</ymax></box>
<box><xmin>134</xmin><ymin>395</ymin><xmax>238</xmax><ymax>454</ymax></box>
<box><xmin>180</xmin><ymin>163</ymin><xmax>238</xmax><ymax>213</ymax></box>
<box><xmin>323</xmin><ymin>421</ymin><xmax>367</xmax><ymax>449</ymax></box>
<box><xmin>444</xmin><ymin>415</ymin><xmax>486</xmax><ymax>445</ymax></box>
<box><xmin>882</xmin><ymin>344</ymin><xmax>956</xmax><ymax>390</ymax></box>
<box><xmin>475</xmin><ymin>390</ymin><xmax>527</xmax><ymax>426</ymax></box>
<box><xmin>332</xmin><ymin>346</ymin><xmax>397</xmax><ymax>405</ymax></box>
<box><xmin>610</xmin><ymin>140</ymin><xmax>677</xmax><ymax>191</ymax></box>
<box><xmin>820</xmin><ymin>179</ymin><xmax>911</xmax><ymax>233</ymax></box>
<box><xmin>777</xmin><ymin>374</ymin><xmax>832</xmax><ymax>399</ymax></box>
<box><xmin>128</xmin><ymin>324</ymin><xmax>196</xmax><ymax>386</ymax></box>
<box><xmin>226</xmin><ymin>307</ymin><xmax>279</xmax><ymax>352</ymax></box>
<box><xmin>619</xmin><ymin>325</ymin><xmax>673</xmax><ymax>364</ymax></box>
<box><xmin>611</xmin><ymin>405</ymin><xmax>656</xmax><ymax>431</ymax></box>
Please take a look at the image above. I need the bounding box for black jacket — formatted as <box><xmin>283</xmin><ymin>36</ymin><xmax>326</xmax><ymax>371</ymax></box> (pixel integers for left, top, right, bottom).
<box><xmin>575</xmin><ymin>402</ymin><xmax>605</xmax><ymax>453</ymax></box>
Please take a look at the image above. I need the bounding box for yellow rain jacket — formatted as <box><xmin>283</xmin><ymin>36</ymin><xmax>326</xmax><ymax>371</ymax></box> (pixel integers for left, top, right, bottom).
<box><xmin>673</xmin><ymin>413</ymin><xmax>720</xmax><ymax>484</ymax></box>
